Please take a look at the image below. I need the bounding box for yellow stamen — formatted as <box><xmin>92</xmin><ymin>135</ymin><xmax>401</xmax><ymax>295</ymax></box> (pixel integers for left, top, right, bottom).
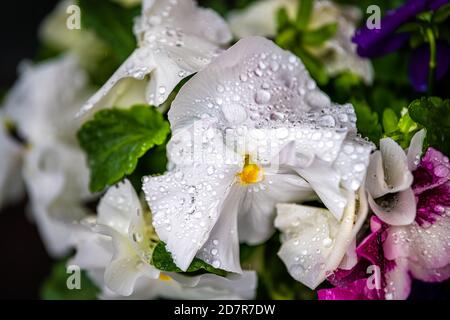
<box><xmin>159</xmin><ymin>274</ymin><xmax>172</xmax><ymax>281</ymax></box>
<box><xmin>237</xmin><ymin>155</ymin><xmax>263</xmax><ymax>185</ymax></box>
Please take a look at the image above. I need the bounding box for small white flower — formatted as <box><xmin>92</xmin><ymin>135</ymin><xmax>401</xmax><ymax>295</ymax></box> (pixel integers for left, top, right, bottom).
<box><xmin>366</xmin><ymin>129</ymin><xmax>426</xmax><ymax>226</ymax></box>
<box><xmin>228</xmin><ymin>0</ymin><xmax>374</xmax><ymax>84</ymax></box>
<box><xmin>79</xmin><ymin>0</ymin><xmax>232</xmax><ymax>116</ymax></box>
<box><xmin>0</xmin><ymin>115</ymin><xmax>24</xmax><ymax>209</ymax></box>
<box><xmin>275</xmin><ymin>187</ymin><xmax>368</xmax><ymax>289</ymax></box>
<box><xmin>142</xmin><ymin>37</ymin><xmax>373</xmax><ymax>273</ymax></box>
<box><xmin>71</xmin><ymin>179</ymin><xmax>257</xmax><ymax>299</ymax></box>
<box><xmin>2</xmin><ymin>55</ymin><xmax>92</xmax><ymax>256</ymax></box>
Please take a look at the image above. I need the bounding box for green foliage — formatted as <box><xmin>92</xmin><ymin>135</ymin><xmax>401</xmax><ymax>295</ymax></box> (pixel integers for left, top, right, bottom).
<box><xmin>351</xmin><ymin>99</ymin><xmax>383</xmax><ymax>144</ymax></box>
<box><xmin>78</xmin><ymin>0</ymin><xmax>139</xmax><ymax>62</ymax></box>
<box><xmin>256</xmin><ymin>236</ymin><xmax>315</xmax><ymax>300</ymax></box>
<box><xmin>275</xmin><ymin>0</ymin><xmax>338</xmax><ymax>85</ymax></box>
<box><xmin>151</xmin><ymin>242</ymin><xmax>227</xmax><ymax>277</ymax></box>
<box><xmin>41</xmin><ymin>260</ymin><xmax>99</xmax><ymax>300</ymax></box>
<box><xmin>77</xmin><ymin>105</ymin><xmax>170</xmax><ymax>193</ymax></box>
<box><xmin>408</xmin><ymin>97</ymin><xmax>450</xmax><ymax>155</ymax></box>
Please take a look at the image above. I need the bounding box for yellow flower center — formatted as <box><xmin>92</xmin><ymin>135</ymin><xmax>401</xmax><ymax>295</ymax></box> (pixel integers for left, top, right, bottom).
<box><xmin>159</xmin><ymin>274</ymin><xmax>172</xmax><ymax>281</ymax></box>
<box><xmin>237</xmin><ymin>155</ymin><xmax>263</xmax><ymax>185</ymax></box>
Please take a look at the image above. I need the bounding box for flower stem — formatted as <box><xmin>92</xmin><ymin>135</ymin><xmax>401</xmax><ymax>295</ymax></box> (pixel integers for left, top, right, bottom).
<box><xmin>426</xmin><ymin>27</ymin><xmax>437</xmax><ymax>96</ymax></box>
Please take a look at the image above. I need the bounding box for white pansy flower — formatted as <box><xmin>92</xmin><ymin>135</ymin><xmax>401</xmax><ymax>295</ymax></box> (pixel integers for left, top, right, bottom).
<box><xmin>79</xmin><ymin>0</ymin><xmax>232</xmax><ymax>116</ymax></box>
<box><xmin>366</xmin><ymin>129</ymin><xmax>426</xmax><ymax>226</ymax></box>
<box><xmin>142</xmin><ymin>37</ymin><xmax>373</xmax><ymax>273</ymax></box>
<box><xmin>71</xmin><ymin>179</ymin><xmax>257</xmax><ymax>299</ymax></box>
<box><xmin>3</xmin><ymin>55</ymin><xmax>92</xmax><ymax>256</ymax></box>
<box><xmin>0</xmin><ymin>115</ymin><xmax>24</xmax><ymax>209</ymax></box>
<box><xmin>275</xmin><ymin>187</ymin><xmax>368</xmax><ymax>289</ymax></box>
<box><xmin>228</xmin><ymin>0</ymin><xmax>373</xmax><ymax>84</ymax></box>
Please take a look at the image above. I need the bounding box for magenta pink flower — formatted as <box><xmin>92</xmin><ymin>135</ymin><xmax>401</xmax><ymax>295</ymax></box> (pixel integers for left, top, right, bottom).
<box><xmin>318</xmin><ymin>147</ymin><xmax>450</xmax><ymax>300</ymax></box>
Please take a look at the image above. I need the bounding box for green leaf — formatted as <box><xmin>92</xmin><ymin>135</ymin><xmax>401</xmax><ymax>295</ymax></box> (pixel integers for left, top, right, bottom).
<box><xmin>78</xmin><ymin>0</ymin><xmax>140</xmax><ymax>62</ymax></box>
<box><xmin>408</xmin><ymin>97</ymin><xmax>450</xmax><ymax>155</ymax></box>
<box><xmin>296</xmin><ymin>0</ymin><xmax>313</xmax><ymax>30</ymax></box>
<box><xmin>351</xmin><ymin>99</ymin><xmax>383</xmax><ymax>144</ymax></box>
<box><xmin>41</xmin><ymin>260</ymin><xmax>99</xmax><ymax>300</ymax></box>
<box><xmin>302</xmin><ymin>23</ymin><xmax>338</xmax><ymax>46</ymax></box>
<box><xmin>151</xmin><ymin>242</ymin><xmax>227</xmax><ymax>277</ymax></box>
<box><xmin>276</xmin><ymin>7</ymin><xmax>291</xmax><ymax>32</ymax></box>
<box><xmin>77</xmin><ymin>105</ymin><xmax>170</xmax><ymax>193</ymax></box>
<box><xmin>433</xmin><ymin>3</ymin><xmax>450</xmax><ymax>23</ymax></box>
<box><xmin>382</xmin><ymin>108</ymin><xmax>399</xmax><ymax>134</ymax></box>
<box><xmin>296</xmin><ymin>49</ymin><xmax>329</xmax><ymax>85</ymax></box>
<box><xmin>276</xmin><ymin>27</ymin><xmax>297</xmax><ymax>48</ymax></box>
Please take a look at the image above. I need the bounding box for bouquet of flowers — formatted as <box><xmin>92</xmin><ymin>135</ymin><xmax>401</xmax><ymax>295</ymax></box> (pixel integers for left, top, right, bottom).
<box><xmin>1</xmin><ymin>0</ymin><xmax>449</xmax><ymax>300</ymax></box>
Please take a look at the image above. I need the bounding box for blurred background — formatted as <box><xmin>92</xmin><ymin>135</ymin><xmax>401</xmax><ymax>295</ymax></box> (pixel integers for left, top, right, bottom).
<box><xmin>0</xmin><ymin>1</ymin><xmax>61</xmax><ymax>299</ymax></box>
<box><xmin>1</xmin><ymin>0</ymin><xmax>449</xmax><ymax>300</ymax></box>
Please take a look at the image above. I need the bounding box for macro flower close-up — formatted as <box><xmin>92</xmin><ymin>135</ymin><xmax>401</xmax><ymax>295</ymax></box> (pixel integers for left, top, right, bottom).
<box><xmin>0</xmin><ymin>0</ymin><xmax>449</xmax><ymax>308</ymax></box>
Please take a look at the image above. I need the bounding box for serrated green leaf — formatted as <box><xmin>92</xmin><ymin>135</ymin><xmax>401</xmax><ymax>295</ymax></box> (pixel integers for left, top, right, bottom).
<box><xmin>296</xmin><ymin>0</ymin><xmax>313</xmax><ymax>30</ymax></box>
<box><xmin>433</xmin><ymin>3</ymin><xmax>450</xmax><ymax>23</ymax></box>
<box><xmin>302</xmin><ymin>23</ymin><xmax>338</xmax><ymax>46</ymax></box>
<box><xmin>77</xmin><ymin>105</ymin><xmax>170</xmax><ymax>193</ymax></box>
<box><xmin>382</xmin><ymin>108</ymin><xmax>399</xmax><ymax>134</ymax></box>
<box><xmin>78</xmin><ymin>0</ymin><xmax>139</xmax><ymax>62</ymax></box>
<box><xmin>41</xmin><ymin>260</ymin><xmax>99</xmax><ymax>300</ymax></box>
<box><xmin>151</xmin><ymin>242</ymin><xmax>227</xmax><ymax>277</ymax></box>
<box><xmin>408</xmin><ymin>97</ymin><xmax>450</xmax><ymax>155</ymax></box>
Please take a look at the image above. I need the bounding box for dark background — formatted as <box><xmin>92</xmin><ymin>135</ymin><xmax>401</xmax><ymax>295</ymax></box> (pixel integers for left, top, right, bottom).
<box><xmin>0</xmin><ymin>1</ymin><xmax>58</xmax><ymax>299</ymax></box>
<box><xmin>0</xmin><ymin>0</ymin><xmax>449</xmax><ymax>300</ymax></box>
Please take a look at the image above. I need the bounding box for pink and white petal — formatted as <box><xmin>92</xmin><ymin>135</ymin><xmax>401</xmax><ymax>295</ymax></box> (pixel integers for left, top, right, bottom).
<box><xmin>97</xmin><ymin>179</ymin><xmax>142</xmax><ymax>236</ymax></box>
<box><xmin>384</xmin><ymin>258</ymin><xmax>412</xmax><ymax>300</ymax></box>
<box><xmin>379</xmin><ymin>138</ymin><xmax>413</xmax><ymax>193</ymax></box>
<box><xmin>406</xmin><ymin>129</ymin><xmax>426</xmax><ymax>171</ymax></box>
<box><xmin>238</xmin><ymin>172</ymin><xmax>315</xmax><ymax>245</ymax></box>
<box><xmin>409</xmin><ymin>262</ymin><xmax>450</xmax><ymax>283</ymax></box>
<box><xmin>368</xmin><ymin>188</ymin><xmax>416</xmax><ymax>226</ymax></box>
<box><xmin>197</xmin><ymin>185</ymin><xmax>243</xmax><ymax>273</ymax></box>
<box><xmin>142</xmin><ymin>166</ymin><xmax>236</xmax><ymax>271</ymax></box>
<box><xmin>405</xmin><ymin>215</ymin><xmax>450</xmax><ymax>271</ymax></box>
<box><xmin>366</xmin><ymin>151</ymin><xmax>389</xmax><ymax>198</ymax></box>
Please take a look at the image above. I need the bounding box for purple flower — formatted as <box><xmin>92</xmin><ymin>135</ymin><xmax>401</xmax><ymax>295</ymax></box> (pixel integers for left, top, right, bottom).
<box><xmin>352</xmin><ymin>0</ymin><xmax>450</xmax><ymax>92</ymax></box>
<box><xmin>318</xmin><ymin>147</ymin><xmax>450</xmax><ymax>300</ymax></box>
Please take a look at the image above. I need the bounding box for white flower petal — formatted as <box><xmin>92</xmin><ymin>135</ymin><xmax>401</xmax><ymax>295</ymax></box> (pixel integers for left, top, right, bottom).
<box><xmin>169</xmin><ymin>36</ymin><xmax>355</xmax><ymax>134</ymax></box>
<box><xmin>197</xmin><ymin>185</ymin><xmax>243</xmax><ymax>273</ymax></box>
<box><xmin>407</xmin><ymin>129</ymin><xmax>426</xmax><ymax>171</ymax></box>
<box><xmin>296</xmin><ymin>158</ymin><xmax>347</xmax><ymax>220</ymax></box>
<box><xmin>275</xmin><ymin>191</ymin><xmax>357</xmax><ymax>289</ymax></box>
<box><xmin>69</xmin><ymin>218</ymin><xmax>114</xmax><ymax>270</ymax></box>
<box><xmin>333</xmin><ymin>137</ymin><xmax>374</xmax><ymax>191</ymax></box>
<box><xmin>142</xmin><ymin>166</ymin><xmax>237</xmax><ymax>271</ymax></box>
<box><xmin>79</xmin><ymin>0</ymin><xmax>231</xmax><ymax>115</ymax></box>
<box><xmin>380</xmin><ymin>138</ymin><xmax>414</xmax><ymax>193</ymax></box>
<box><xmin>97</xmin><ymin>179</ymin><xmax>142</xmax><ymax>236</ymax></box>
<box><xmin>238</xmin><ymin>172</ymin><xmax>315</xmax><ymax>244</ymax></box>
<box><xmin>367</xmin><ymin>188</ymin><xmax>416</xmax><ymax>226</ymax></box>
<box><xmin>100</xmin><ymin>226</ymin><xmax>159</xmax><ymax>296</ymax></box>
<box><xmin>227</xmin><ymin>0</ymin><xmax>295</xmax><ymax>38</ymax></box>
<box><xmin>3</xmin><ymin>55</ymin><xmax>89</xmax><ymax>145</ymax></box>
